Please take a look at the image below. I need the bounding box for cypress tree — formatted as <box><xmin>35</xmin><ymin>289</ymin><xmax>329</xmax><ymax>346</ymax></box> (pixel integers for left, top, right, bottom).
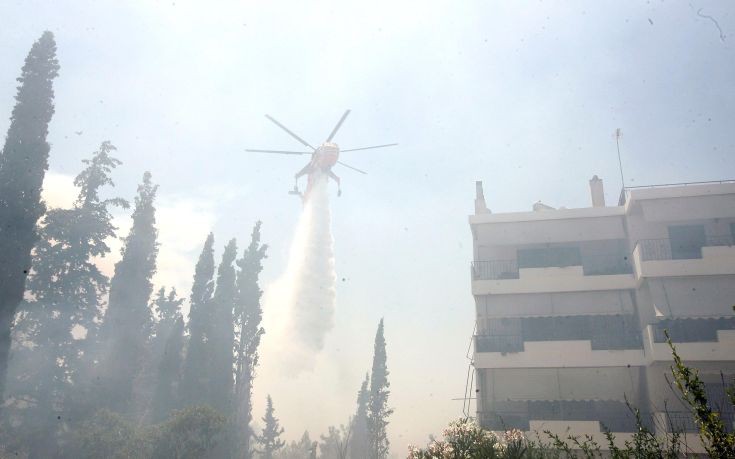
<box><xmin>99</xmin><ymin>171</ymin><xmax>159</xmax><ymax>411</ymax></box>
<box><xmin>233</xmin><ymin>222</ymin><xmax>268</xmax><ymax>458</ymax></box>
<box><xmin>350</xmin><ymin>373</ymin><xmax>370</xmax><ymax>459</ymax></box>
<box><xmin>209</xmin><ymin>238</ymin><xmax>237</xmax><ymax>414</ymax></box>
<box><xmin>180</xmin><ymin>233</ymin><xmax>215</xmax><ymax>406</ymax></box>
<box><xmin>367</xmin><ymin>319</ymin><xmax>392</xmax><ymax>459</ymax></box>
<box><xmin>151</xmin><ymin>315</ymin><xmax>185</xmax><ymax>423</ymax></box>
<box><xmin>150</xmin><ymin>287</ymin><xmax>184</xmax><ymax>362</ymax></box>
<box><xmin>255</xmin><ymin>395</ymin><xmax>285</xmax><ymax>459</ymax></box>
<box><xmin>0</xmin><ymin>31</ymin><xmax>59</xmax><ymax>399</ymax></box>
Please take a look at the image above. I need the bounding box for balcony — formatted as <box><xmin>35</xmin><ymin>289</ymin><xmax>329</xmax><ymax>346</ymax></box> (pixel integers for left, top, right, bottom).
<box><xmin>475</xmin><ymin>315</ymin><xmax>643</xmax><ymax>354</ymax></box>
<box><xmin>474</xmin><ymin>314</ymin><xmax>646</xmax><ymax>368</ymax></box>
<box><xmin>471</xmin><ymin>259</ymin><xmax>520</xmax><ymax>280</ymax></box>
<box><xmin>477</xmin><ymin>400</ymin><xmax>648</xmax><ymax>433</ymax></box>
<box><xmin>474</xmin><ymin>338</ymin><xmax>646</xmax><ymax>368</ymax></box>
<box><xmin>633</xmin><ymin>235</ymin><xmax>735</xmax><ymax>278</ymax></box>
<box><xmin>643</xmin><ymin>320</ymin><xmax>735</xmax><ymax>362</ymax></box>
<box><xmin>471</xmin><ymin>254</ymin><xmax>636</xmax><ymax>295</ymax></box>
<box><xmin>471</xmin><ymin>254</ymin><xmax>632</xmax><ymax>281</ymax></box>
<box><xmin>650</xmin><ymin>317</ymin><xmax>735</xmax><ymax>343</ymax></box>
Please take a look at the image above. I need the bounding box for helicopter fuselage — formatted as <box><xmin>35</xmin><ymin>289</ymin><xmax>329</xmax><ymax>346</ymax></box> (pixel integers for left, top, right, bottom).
<box><xmin>311</xmin><ymin>142</ymin><xmax>339</xmax><ymax>170</ymax></box>
<box><xmin>292</xmin><ymin>142</ymin><xmax>342</xmax><ymax>200</ymax></box>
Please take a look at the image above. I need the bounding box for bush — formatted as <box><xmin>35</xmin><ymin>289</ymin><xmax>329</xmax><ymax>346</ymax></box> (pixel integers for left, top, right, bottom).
<box><xmin>68</xmin><ymin>405</ymin><xmax>226</xmax><ymax>459</ymax></box>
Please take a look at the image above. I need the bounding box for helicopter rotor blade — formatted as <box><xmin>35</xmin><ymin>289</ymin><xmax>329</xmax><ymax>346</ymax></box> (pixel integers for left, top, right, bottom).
<box><xmin>337</xmin><ymin>160</ymin><xmax>367</xmax><ymax>175</ymax></box>
<box><xmin>246</xmin><ymin>149</ymin><xmax>311</xmax><ymax>155</ymax></box>
<box><xmin>326</xmin><ymin>109</ymin><xmax>351</xmax><ymax>142</ymax></box>
<box><xmin>340</xmin><ymin>143</ymin><xmax>398</xmax><ymax>152</ymax></box>
<box><xmin>264</xmin><ymin>114</ymin><xmax>316</xmax><ymax>151</ymax></box>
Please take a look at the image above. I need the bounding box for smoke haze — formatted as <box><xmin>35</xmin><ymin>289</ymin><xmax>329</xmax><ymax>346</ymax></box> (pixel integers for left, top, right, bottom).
<box><xmin>263</xmin><ymin>173</ymin><xmax>337</xmax><ymax>373</ymax></box>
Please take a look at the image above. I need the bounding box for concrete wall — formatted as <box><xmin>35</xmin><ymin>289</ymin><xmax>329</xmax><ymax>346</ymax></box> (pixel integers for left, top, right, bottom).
<box><xmin>473</xmin><ymin>214</ymin><xmax>626</xmax><ymax>246</ymax></box>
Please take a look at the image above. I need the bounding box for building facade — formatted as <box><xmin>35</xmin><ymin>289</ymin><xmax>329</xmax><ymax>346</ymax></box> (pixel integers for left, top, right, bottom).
<box><xmin>469</xmin><ymin>177</ymin><xmax>735</xmax><ymax>450</ymax></box>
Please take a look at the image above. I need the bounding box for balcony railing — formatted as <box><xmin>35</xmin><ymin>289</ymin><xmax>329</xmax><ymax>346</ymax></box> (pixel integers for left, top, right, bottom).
<box><xmin>471</xmin><ymin>254</ymin><xmax>632</xmax><ymax>280</ymax></box>
<box><xmin>475</xmin><ymin>334</ymin><xmax>523</xmax><ymax>353</ymax></box>
<box><xmin>475</xmin><ymin>315</ymin><xmax>643</xmax><ymax>353</ymax></box>
<box><xmin>650</xmin><ymin>317</ymin><xmax>735</xmax><ymax>343</ymax></box>
<box><xmin>581</xmin><ymin>254</ymin><xmax>633</xmax><ymax>275</ymax></box>
<box><xmin>471</xmin><ymin>260</ymin><xmax>519</xmax><ymax>280</ymax></box>
<box><xmin>665</xmin><ymin>411</ymin><xmax>735</xmax><ymax>433</ymax></box>
<box><xmin>636</xmin><ymin>235</ymin><xmax>735</xmax><ymax>261</ymax></box>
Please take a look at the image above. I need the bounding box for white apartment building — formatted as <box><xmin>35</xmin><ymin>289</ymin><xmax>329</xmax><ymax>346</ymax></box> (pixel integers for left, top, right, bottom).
<box><xmin>469</xmin><ymin>177</ymin><xmax>735</xmax><ymax>451</ymax></box>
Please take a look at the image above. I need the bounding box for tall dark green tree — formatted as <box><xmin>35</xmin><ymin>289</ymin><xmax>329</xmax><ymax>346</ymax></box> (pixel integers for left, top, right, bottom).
<box><xmin>233</xmin><ymin>222</ymin><xmax>268</xmax><ymax>458</ymax></box>
<box><xmin>350</xmin><ymin>373</ymin><xmax>370</xmax><ymax>459</ymax></box>
<box><xmin>150</xmin><ymin>315</ymin><xmax>185</xmax><ymax>423</ymax></box>
<box><xmin>98</xmin><ymin>172</ymin><xmax>158</xmax><ymax>411</ymax></box>
<box><xmin>0</xmin><ymin>31</ymin><xmax>59</xmax><ymax>399</ymax></box>
<box><xmin>367</xmin><ymin>319</ymin><xmax>392</xmax><ymax>459</ymax></box>
<box><xmin>180</xmin><ymin>233</ymin><xmax>215</xmax><ymax>406</ymax></box>
<box><xmin>6</xmin><ymin>141</ymin><xmax>126</xmax><ymax>458</ymax></box>
<box><xmin>255</xmin><ymin>395</ymin><xmax>285</xmax><ymax>459</ymax></box>
<box><xmin>209</xmin><ymin>238</ymin><xmax>237</xmax><ymax>414</ymax></box>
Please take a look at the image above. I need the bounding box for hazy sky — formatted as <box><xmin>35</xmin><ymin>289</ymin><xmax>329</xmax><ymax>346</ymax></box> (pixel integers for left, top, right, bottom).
<box><xmin>2</xmin><ymin>0</ymin><xmax>735</xmax><ymax>453</ymax></box>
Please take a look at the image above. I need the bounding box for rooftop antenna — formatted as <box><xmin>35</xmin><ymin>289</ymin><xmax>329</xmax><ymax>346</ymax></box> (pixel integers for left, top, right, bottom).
<box><xmin>615</xmin><ymin>128</ymin><xmax>625</xmax><ymax>190</ymax></box>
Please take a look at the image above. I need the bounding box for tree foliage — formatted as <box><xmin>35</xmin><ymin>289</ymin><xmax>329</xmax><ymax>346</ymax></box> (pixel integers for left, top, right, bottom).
<box><xmin>0</xmin><ymin>30</ymin><xmax>59</xmax><ymax>400</ymax></box>
<box><xmin>70</xmin><ymin>406</ymin><xmax>226</xmax><ymax>459</ymax></box>
<box><xmin>350</xmin><ymin>373</ymin><xmax>370</xmax><ymax>459</ymax></box>
<box><xmin>319</xmin><ymin>424</ymin><xmax>351</xmax><ymax>459</ymax></box>
<box><xmin>151</xmin><ymin>315</ymin><xmax>185</xmax><ymax>423</ymax></box>
<box><xmin>98</xmin><ymin>171</ymin><xmax>159</xmax><ymax>411</ymax></box>
<box><xmin>210</xmin><ymin>238</ymin><xmax>238</xmax><ymax>414</ymax></box>
<box><xmin>277</xmin><ymin>431</ymin><xmax>316</xmax><ymax>459</ymax></box>
<box><xmin>4</xmin><ymin>141</ymin><xmax>127</xmax><ymax>457</ymax></box>
<box><xmin>234</xmin><ymin>222</ymin><xmax>268</xmax><ymax>457</ymax></box>
<box><xmin>367</xmin><ymin>319</ymin><xmax>392</xmax><ymax>459</ymax></box>
<box><xmin>180</xmin><ymin>233</ymin><xmax>215</xmax><ymax>407</ymax></box>
<box><xmin>256</xmin><ymin>395</ymin><xmax>286</xmax><ymax>459</ymax></box>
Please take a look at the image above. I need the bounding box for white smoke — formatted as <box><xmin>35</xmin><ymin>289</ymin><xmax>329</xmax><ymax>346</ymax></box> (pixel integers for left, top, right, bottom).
<box><xmin>261</xmin><ymin>172</ymin><xmax>337</xmax><ymax>373</ymax></box>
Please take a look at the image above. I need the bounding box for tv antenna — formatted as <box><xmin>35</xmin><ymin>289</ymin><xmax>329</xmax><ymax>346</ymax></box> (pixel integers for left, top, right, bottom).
<box><xmin>615</xmin><ymin>128</ymin><xmax>625</xmax><ymax>190</ymax></box>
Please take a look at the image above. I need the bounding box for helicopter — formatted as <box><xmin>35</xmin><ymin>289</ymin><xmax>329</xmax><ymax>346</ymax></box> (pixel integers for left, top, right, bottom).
<box><xmin>246</xmin><ymin>110</ymin><xmax>397</xmax><ymax>200</ymax></box>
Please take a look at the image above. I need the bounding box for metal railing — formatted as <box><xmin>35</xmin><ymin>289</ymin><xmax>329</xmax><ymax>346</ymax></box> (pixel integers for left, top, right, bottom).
<box><xmin>471</xmin><ymin>260</ymin><xmax>519</xmax><ymax>280</ymax></box>
<box><xmin>474</xmin><ymin>334</ymin><xmax>523</xmax><ymax>353</ymax></box>
<box><xmin>581</xmin><ymin>253</ymin><xmax>633</xmax><ymax>275</ymax></box>
<box><xmin>636</xmin><ymin>234</ymin><xmax>735</xmax><ymax>261</ymax></box>
<box><xmin>663</xmin><ymin>411</ymin><xmax>734</xmax><ymax>433</ymax></box>
<box><xmin>650</xmin><ymin>317</ymin><xmax>735</xmax><ymax>343</ymax></box>
<box><xmin>665</xmin><ymin>411</ymin><xmax>735</xmax><ymax>433</ymax></box>
<box><xmin>624</xmin><ymin>179</ymin><xmax>735</xmax><ymax>190</ymax></box>
<box><xmin>620</xmin><ymin>180</ymin><xmax>735</xmax><ymax>204</ymax></box>
<box><xmin>665</xmin><ymin>412</ymin><xmax>698</xmax><ymax>433</ymax></box>
<box><xmin>636</xmin><ymin>238</ymin><xmax>673</xmax><ymax>261</ymax></box>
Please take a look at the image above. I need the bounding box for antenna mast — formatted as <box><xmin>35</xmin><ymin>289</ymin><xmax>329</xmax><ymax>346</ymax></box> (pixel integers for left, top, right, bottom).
<box><xmin>615</xmin><ymin>128</ymin><xmax>625</xmax><ymax>190</ymax></box>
